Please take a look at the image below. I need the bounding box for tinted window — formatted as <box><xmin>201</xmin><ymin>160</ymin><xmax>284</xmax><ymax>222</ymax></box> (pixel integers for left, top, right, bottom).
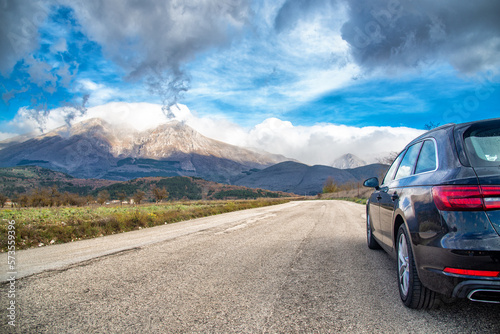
<box><xmin>464</xmin><ymin>124</ymin><xmax>500</xmax><ymax>167</ymax></box>
<box><xmin>395</xmin><ymin>142</ymin><xmax>422</xmax><ymax>180</ymax></box>
<box><xmin>415</xmin><ymin>140</ymin><xmax>437</xmax><ymax>174</ymax></box>
<box><xmin>381</xmin><ymin>151</ymin><xmax>404</xmax><ymax>185</ymax></box>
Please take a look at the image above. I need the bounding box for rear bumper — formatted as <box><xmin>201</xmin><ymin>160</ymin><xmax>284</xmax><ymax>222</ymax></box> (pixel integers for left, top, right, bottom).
<box><xmin>410</xmin><ymin>210</ymin><xmax>500</xmax><ymax>299</ymax></box>
<box><xmin>413</xmin><ymin>245</ymin><xmax>500</xmax><ymax>298</ymax></box>
<box><xmin>421</xmin><ymin>266</ymin><xmax>500</xmax><ymax>302</ymax></box>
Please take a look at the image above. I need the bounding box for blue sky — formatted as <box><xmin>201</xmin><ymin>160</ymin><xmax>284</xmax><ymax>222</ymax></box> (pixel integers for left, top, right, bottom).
<box><xmin>0</xmin><ymin>0</ymin><xmax>499</xmax><ymax>164</ymax></box>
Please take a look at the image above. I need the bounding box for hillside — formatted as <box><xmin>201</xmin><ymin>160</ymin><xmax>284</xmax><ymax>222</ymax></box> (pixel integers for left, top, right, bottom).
<box><xmin>0</xmin><ymin>166</ymin><xmax>117</xmax><ymax>196</ymax></box>
<box><xmin>0</xmin><ymin>166</ymin><xmax>294</xmax><ymax>202</ymax></box>
<box><xmin>234</xmin><ymin>161</ymin><xmax>388</xmax><ymax>195</ymax></box>
<box><xmin>91</xmin><ymin>176</ymin><xmax>294</xmax><ymax>201</ymax></box>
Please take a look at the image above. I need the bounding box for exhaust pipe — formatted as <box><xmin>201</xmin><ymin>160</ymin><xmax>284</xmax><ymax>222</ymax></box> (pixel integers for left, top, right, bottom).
<box><xmin>468</xmin><ymin>289</ymin><xmax>500</xmax><ymax>303</ymax></box>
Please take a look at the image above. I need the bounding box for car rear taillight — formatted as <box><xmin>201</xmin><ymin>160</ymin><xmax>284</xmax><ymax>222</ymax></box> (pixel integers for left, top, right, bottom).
<box><xmin>444</xmin><ymin>267</ymin><xmax>500</xmax><ymax>277</ymax></box>
<box><xmin>432</xmin><ymin>185</ymin><xmax>500</xmax><ymax>211</ymax></box>
<box><xmin>480</xmin><ymin>186</ymin><xmax>500</xmax><ymax>210</ymax></box>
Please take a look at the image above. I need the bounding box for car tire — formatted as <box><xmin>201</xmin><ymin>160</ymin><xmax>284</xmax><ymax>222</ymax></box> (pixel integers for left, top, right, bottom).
<box><xmin>366</xmin><ymin>210</ymin><xmax>381</xmax><ymax>250</ymax></box>
<box><xmin>396</xmin><ymin>224</ymin><xmax>438</xmax><ymax>309</ymax></box>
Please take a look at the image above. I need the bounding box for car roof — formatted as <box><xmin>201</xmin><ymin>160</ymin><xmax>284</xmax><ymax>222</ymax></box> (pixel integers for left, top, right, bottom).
<box><xmin>410</xmin><ymin>117</ymin><xmax>500</xmax><ymax>145</ymax></box>
<box><xmin>409</xmin><ymin>123</ymin><xmax>455</xmax><ymax>144</ymax></box>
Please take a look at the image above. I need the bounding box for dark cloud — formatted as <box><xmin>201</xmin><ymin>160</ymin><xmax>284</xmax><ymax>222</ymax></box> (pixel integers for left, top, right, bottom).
<box><xmin>63</xmin><ymin>0</ymin><xmax>251</xmax><ymax>113</ymax></box>
<box><xmin>0</xmin><ymin>0</ymin><xmax>85</xmax><ymax>132</ymax></box>
<box><xmin>341</xmin><ymin>0</ymin><xmax>500</xmax><ymax>74</ymax></box>
<box><xmin>0</xmin><ymin>0</ymin><xmax>50</xmax><ymax>76</ymax></box>
<box><xmin>65</xmin><ymin>0</ymin><xmax>251</xmax><ymax>73</ymax></box>
<box><xmin>274</xmin><ymin>0</ymin><xmax>338</xmax><ymax>32</ymax></box>
<box><xmin>1</xmin><ymin>0</ymin><xmax>251</xmax><ymax>125</ymax></box>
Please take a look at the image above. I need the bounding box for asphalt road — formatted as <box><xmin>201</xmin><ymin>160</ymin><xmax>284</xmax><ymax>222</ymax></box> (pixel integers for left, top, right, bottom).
<box><xmin>1</xmin><ymin>200</ymin><xmax>499</xmax><ymax>333</ymax></box>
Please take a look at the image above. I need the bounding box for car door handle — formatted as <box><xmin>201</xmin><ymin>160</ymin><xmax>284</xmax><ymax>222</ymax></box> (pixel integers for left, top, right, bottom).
<box><xmin>391</xmin><ymin>192</ymin><xmax>399</xmax><ymax>201</ymax></box>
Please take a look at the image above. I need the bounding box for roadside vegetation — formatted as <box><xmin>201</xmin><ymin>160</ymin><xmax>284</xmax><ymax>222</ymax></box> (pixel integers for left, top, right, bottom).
<box><xmin>0</xmin><ymin>167</ymin><xmax>296</xmax><ymax>252</ymax></box>
<box><xmin>320</xmin><ymin>176</ymin><xmax>371</xmax><ymax>205</ymax></box>
<box><xmin>323</xmin><ymin>197</ymin><xmax>367</xmax><ymax>205</ymax></box>
<box><xmin>0</xmin><ymin>198</ymin><xmax>291</xmax><ymax>252</ymax></box>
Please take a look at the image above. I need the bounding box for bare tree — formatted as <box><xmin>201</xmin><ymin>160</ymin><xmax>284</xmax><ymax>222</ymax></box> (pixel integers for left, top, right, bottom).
<box><xmin>18</xmin><ymin>194</ymin><xmax>30</xmax><ymax>207</ymax></box>
<box><xmin>424</xmin><ymin>122</ymin><xmax>440</xmax><ymax>130</ymax></box>
<box><xmin>152</xmin><ymin>186</ymin><xmax>168</xmax><ymax>203</ymax></box>
<box><xmin>86</xmin><ymin>195</ymin><xmax>95</xmax><ymax>206</ymax></box>
<box><xmin>377</xmin><ymin>151</ymin><xmax>399</xmax><ymax>165</ymax></box>
<box><xmin>323</xmin><ymin>177</ymin><xmax>339</xmax><ymax>193</ymax></box>
<box><xmin>133</xmin><ymin>190</ymin><xmax>146</xmax><ymax>205</ymax></box>
<box><xmin>0</xmin><ymin>194</ymin><xmax>7</xmax><ymax>208</ymax></box>
<box><xmin>97</xmin><ymin>190</ymin><xmax>110</xmax><ymax>205</ymax></box>
<box><xmin>117</xmin><ymin>192</ymin><xmax>128</xmax><ymax>205</ymax></box>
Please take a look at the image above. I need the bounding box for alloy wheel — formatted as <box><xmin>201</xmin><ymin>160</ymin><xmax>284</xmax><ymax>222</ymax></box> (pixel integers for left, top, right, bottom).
<box><xmin>398</xmin><ymin>232</ymin><xmax>410</xmax><ymax>297</ymax></box>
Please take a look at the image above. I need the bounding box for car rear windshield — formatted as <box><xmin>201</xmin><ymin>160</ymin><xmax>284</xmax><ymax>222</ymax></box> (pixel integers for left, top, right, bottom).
<box><xmin>463</xmin><ymin>121</ymin><xmax>500</xmax><ymax>167</ymax></box>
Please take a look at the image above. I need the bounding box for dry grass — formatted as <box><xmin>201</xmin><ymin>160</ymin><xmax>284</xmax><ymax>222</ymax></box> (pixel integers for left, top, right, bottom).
<box><xmin>0</xmin><ymin>198</ymin><xmax>292</xmax><ymax>251</ymax></box>
<box><xmin>318</xmin><ymin>187</ymin><xmax>372</xmax><ymax>205</ymax></box>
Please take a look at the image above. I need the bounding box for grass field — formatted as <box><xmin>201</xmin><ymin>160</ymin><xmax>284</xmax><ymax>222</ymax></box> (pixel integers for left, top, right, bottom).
<box><xmin>328</xmin><ymin>197</ymin><xmax>367</xmax><ymax>205</ymax></box>
<box><xmin>0</xmin><ymin>199</ymin><xmax>291</xmax><ymax>252</ymax></box>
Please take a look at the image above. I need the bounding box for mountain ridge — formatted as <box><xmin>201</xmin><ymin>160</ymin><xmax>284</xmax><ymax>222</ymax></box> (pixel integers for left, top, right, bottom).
<box><xmin>0</xmin><ymin>118</ymin><xmax>290</xmax><ymax>182</ymax></box>
<box><xmin>332</xmin><ymin>153</ymin><xmax>367</xmax><ymax>169</ymax></box>
<box><xmin>0</xmin><ymin>118</ymin><xmax>388</xmax><ymax>194</ymax></box>
<box><xmin>234</xmin><ymin>161</ymin><xmax>388</xmax><ymax>195</ymax></box>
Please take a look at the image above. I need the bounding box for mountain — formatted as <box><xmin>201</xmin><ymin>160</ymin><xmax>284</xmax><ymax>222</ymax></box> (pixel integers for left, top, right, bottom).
<box><xmin>332</xmin><ymin>153</ymin><xmax>367</xmax><ymax>169</ymax></box>
<box><xmin>234</xmin><ymin>161</ymin><xmax>388</xmax><ymax>195</ymax></box>
<box><xmin>0</xmin><ymin>118</ymin><xmax>290</xmax><ymax>183</ymax></box>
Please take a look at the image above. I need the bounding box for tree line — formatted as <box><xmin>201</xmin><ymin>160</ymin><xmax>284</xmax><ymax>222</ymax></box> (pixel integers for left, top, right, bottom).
<box><xmin>0</xmin><ymin>185</ymin><xmax>170</xmax><ymax>208</ymax></box>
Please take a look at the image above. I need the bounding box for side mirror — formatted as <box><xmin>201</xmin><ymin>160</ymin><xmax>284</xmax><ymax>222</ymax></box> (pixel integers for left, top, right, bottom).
<box><xmin>363</xmin><ymin>177</ymin><xmax>380</xmax><ymax>190</ymax></box>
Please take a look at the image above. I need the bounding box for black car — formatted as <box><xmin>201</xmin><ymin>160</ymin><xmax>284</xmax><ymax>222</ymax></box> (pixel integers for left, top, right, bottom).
<box><xmin>363</xmin><ymin>118</ymin><xmax>500</xmax><ymax>309</ymax></box>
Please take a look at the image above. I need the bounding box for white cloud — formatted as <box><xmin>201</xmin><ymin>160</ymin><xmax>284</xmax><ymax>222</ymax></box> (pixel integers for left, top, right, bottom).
<box><xmin>75</xmin><ymin>79</ymin><xmax>124</xmax><ymax>107</ymax></box>
<box><xmin>79</xmin><ymin>79</ymin><xmax>100</xmax><ymax>91</ymax></box>
<box><xmin>1</xmin><ymin>102</ymin><xmax>422</xmax><ymax>165</ymax></box>
<box><xmin>241</xmin><ymin>118</ymin><xmax>422</xmax><ymax>165</ymax></box>
<box><xmin>183</xmin><ymin>0</ymin><xmax>360</xmax><ymax>119</ymax></box>
<box><xmin>81</xmin><ymin>102</ymin><xmax>169</xmax><ymax>131</ymax></box>
<box><xmin>4</xmin><ymin>107</ymin><xmax>66</xmax><ymax>135</ymax></box>
<box><xmin>50</xmin><ymin>38</ymin><xmax>67</xmax><ymax>53</ymax></box>
<box><xmin>82</xmin><ymin>103</ymin><xmax>423</xmax><ymax>164</ymax></box>
<box><xmin>0</xmin><ymin>132</ymin><xmax>18</xmax><ymax>141</ymax></box>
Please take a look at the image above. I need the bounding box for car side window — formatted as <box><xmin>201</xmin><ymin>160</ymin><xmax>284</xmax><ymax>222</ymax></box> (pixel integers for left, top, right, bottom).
<box><xmin>395</xmin><ymin>142</ymin><xmax>422</xmax><ymax>180</ymax></box>
<box><xmin>381</xmin><ymin>151</ymin><xmax>404</xmax><ymax>186</ymax></box>
<box><xmin>415</xmin><ymin>140</ymin><xmax>437</xmax><ymax>174</ymax></box>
